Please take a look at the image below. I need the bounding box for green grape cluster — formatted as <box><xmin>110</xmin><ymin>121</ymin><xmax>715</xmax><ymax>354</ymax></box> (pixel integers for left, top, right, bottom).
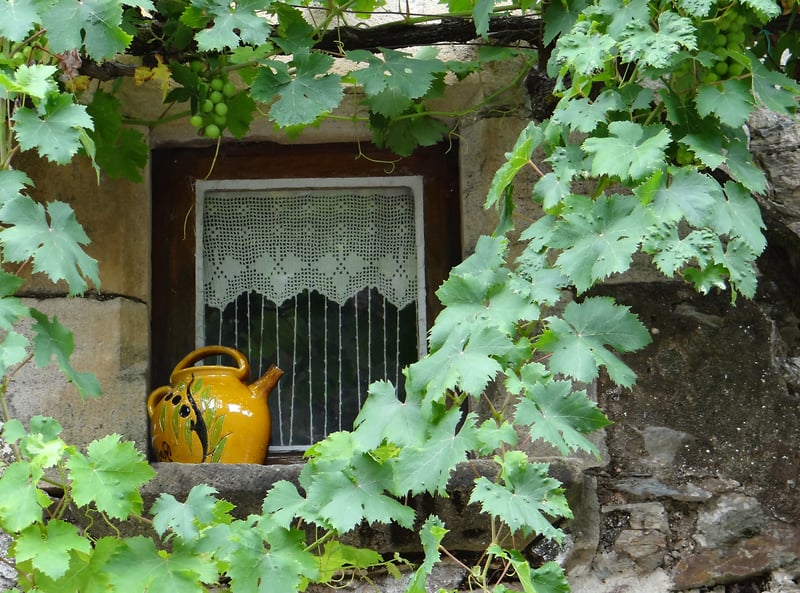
<box><xmin>188</xmin><ymin>60</ymin><xmax>237</xmax><ymax>139</ymax></box>
<box><xmin>700</xmin><ymin>8</ymin><xmax>751</xmax><ymax>84</ymax></box>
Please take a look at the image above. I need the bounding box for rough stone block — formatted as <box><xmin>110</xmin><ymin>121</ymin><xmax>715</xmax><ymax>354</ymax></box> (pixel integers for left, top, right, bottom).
<box><xmin>7</xmin><ymin>297</ymin><xmax>150</xmax><ymax>453</ymax></box>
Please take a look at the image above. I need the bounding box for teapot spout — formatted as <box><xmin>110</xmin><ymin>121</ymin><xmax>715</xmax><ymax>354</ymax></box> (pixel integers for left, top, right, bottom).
<box><xmin>250</xmin><ymin>364</ymin><xmax>283</xmax><ymax>399</ymax></box>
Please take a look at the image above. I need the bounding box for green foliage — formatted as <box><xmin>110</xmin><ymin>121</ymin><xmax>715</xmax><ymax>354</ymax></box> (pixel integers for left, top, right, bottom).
<box><xmin>470</xmin><ymin>451</ymin><xmax>572</xmax><ymax>540</ymax></box>
<box><xmin>0</xmin><ymin>0</ymin><xmax>794</xmax><ymax>590</ymax></box>
<box><xmin>86</xmin><ymin>90</ymin><xmax>149</xmax><ymax>181</ymax></box>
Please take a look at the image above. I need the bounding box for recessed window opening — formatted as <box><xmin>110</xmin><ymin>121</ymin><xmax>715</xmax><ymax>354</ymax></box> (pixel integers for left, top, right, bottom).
<box><xmin>195</xmin><ymin>177</ymin><xmax>427</xmax><ymax>451</ymax></box>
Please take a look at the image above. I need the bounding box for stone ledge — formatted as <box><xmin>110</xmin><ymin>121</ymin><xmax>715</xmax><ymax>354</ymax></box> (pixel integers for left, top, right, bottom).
<box><xmin>141</xmin><ymin>458</ymin><xmax>594</xmax><ymax>556</ymax></box>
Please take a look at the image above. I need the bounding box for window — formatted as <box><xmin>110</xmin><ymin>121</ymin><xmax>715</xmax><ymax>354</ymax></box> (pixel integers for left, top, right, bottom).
<box><xmin>151</xmin><ymin>141</ymin><xmax>461</xmax><ymax>458</ymax></box>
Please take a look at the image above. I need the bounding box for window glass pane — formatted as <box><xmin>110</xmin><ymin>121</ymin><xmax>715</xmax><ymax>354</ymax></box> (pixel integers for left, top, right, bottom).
<box><xmin>198</xmin><ymin>180</ymin><xmax>425</xmax><ymax>449</ymax></box>
<box><xmin>204</xmin><ymin>288</ymin><xmax>417</xmax><ymax>447</ymax></box>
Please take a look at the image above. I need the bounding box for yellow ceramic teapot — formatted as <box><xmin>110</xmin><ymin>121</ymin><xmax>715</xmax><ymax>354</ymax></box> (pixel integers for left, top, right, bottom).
<box><xmin>147</xmin><ymin>346</ymin><xmax>282</xmax><ymax>464</ymax></box>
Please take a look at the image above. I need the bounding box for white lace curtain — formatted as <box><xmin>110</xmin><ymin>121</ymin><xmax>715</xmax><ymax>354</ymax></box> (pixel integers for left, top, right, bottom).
<box><xmin>200</xmin><ymin>186</ymin><xmax>420</xmax><ymax>312</ymax></box>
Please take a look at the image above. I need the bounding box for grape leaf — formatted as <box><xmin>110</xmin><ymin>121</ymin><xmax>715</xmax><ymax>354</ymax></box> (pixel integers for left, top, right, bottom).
<box><xmin>545</xmin><ymin>193</ymin><xmax>647</xmax><ymax>293</ymax></box>
<box><xmin>683</xmin><ymin>262</ymin><xmax>728</xmax><ymax>295</ymax></box>
<box><xmin>316</xmin><ymin>541</ymin><xmax>384</xmax><ymax>583</ymax></box>
<box><xmin>550</xmin><ymin>91</ymin><xmax>624</xmax><ymax>134</ymax></box>
<box><xmin>542</xmin><ymin>0</ymin><xmax>590</xmax><ymax>46</ymax></box>
<box><xmin>348</xmin><ymin>48</ymin><xmax>445</xmax><ymax>99</ymax></box>
<box><xmin>514</xmin><ymin>380</ymin><xmax>610</xmax><ymax>457</ymax></box>
<box><xmin>152</xmin><ymin>484</ymin><xmax>222</xmax><ymax>541</ymax></box>
<box><xmin>191</xmin><ymin>0</ymin><xmax>272</xmax><ymax>50</ymax></box>
<box><xmin>29</xmin><ymin>308</ymin><xmax>101</xmax><ymax>398</ymax></box>
<box><xmin>86</xmin><ymin>90</ymin><xmax>148</xmax><ymax>182</ymax></box>
<box><xmin>476</xmin><ymin>418</ymin><xmax>518</xmax><ymax>454</ymax></box>
<box><xmin>20</xmin><ymin>429</ymin><xmax>66</xmax><ymax>468</ymax></box>
<box><xmin>489</xmin><ymin>547</ymin><xmax>570</xmax><ymax>593</ymax></box>
<box><xmin>536</xmin><ymin>296</ymin><xmax>651</xmax><ymax>387</ymax></box>
<box><xmin>582</xmin><ymin>121</ymin><xmax>671</xmax><ymax>181</ymax></box>
<box><xmin>224</xmin><ymin>91</ymin><xmax>257</xmax><ymax>138</ymax></box>
<box><xmin>407</xmin><ymin>324</ymin><xmax>511</xmax><ymax>399</ymax></box>
<box><xmin>678</xmin><ymin>0</ymin><xmax>714</xmax><ymax>17</ymax></box>
<box><xmin>470</xmin><ymin>451</ymin><xmax>571</xmax><ymax>540</ymax></box>
<box><xmin>393</xmin><ymin>409</ymin><xmax>478</xmax><ymax>495</ymax></box>
<box><xmin>749</xmin><ymin>53</ymin><xmax>800</xmax><ymax>114</ymax></box>
<box><xmin>472</xmin><ymin>0</ymin><xmax>495</xmax><ymax>38</ymax></box>
<box><xmin>15</xmin><ymin>520</ymin><xmax>91</xmax><ymax>580</ymax></box>
<box><xmin>40</xmin><ymin>0</ymin><xmax>151</xmax><ymax>60</ymax></box>
<box><xmin>368</xmin><ymin>86</ymin><xmax>413</xmax><ymax>117</ymax></box>
<box><xmin>327</xmin><ymin>0</ymin><xmax>385</xmax><ymax>18</ymax></box>
<box><xmin>368</xmin><ymin>111</ymin><xmax>450</xmax><ymax>156</ymax></box>
<box><xmin>272</xmin><ymin>4</ymin><xmax>315</xmax><ymax>54</ymax></box>
<box><xmin>65</xmin><ymin>434</ymin><xmax>156</xmax><ymax>519</ymax></box>
<box><xmin>261</xmin><ymin>480</ymin><xmax>307</xmax><ymax>528</ymax></box>
<box><xmin>740</xmin><ymin>0</ymin><xmax>780</xmax><ymax>19</ymax></box>
<box><xmin>3</xmin><ymin>64</ymin><xmax>58</xmax><ymax>99</ymax></box>
<box><xmin>486</xmin><ymin>121</ymin><xmax>543</xmax><ymax>209</ymax></box>
<box><xmin>0</xmin><ymin>169</ymin><xmax>31</xmax><ymax>206</ymax></box>
<box><xmin>643</xmin><ymin>226</ymin><xmax>719</xmax><ymax>277</ymax></box>
<box><xmin>534</xmin><ymin>145</ymin><xmax>587</xmax><ymax>210</ymax></box>
<box><xmin>595</xmin><ymin>0</ymin><xmax>649</xmax><ymax>38</ymax></box>
<box><xmin>717</xmin><ymin>237</ymin><xmax>758</xmax><ymax>299</ymax></box>
<box><xmin>352</xmin><ymin>380</ymin><xmax>427</xmax><ymax>450</ymax></box>
<box><xmin>0</xmin><ymin>331</ymin><xmax>29</xmax><ymax>374</ymax></box>
<box><xmin>0</xmin><ymin>461</ymin><xmax>52</xmax><ymax>532</ymax></box>
<box><xmin>225</xmin><ymin>524</ymin><xmax>319</xmax><ymax>593</ymax></box>
<box><xmin>12</xmin><ymin>94</ymin><xmax>93</xmax><ymax>164</ymax></box>
<box><xmin>649</xmin><ymin>167</ymin><xmax>723</xmax><ymax>226</ymax></box>
<box><xmin>618</xmin><ymin>11</ymin><xmax>696</xmax><ymax>68</ymax></box>
<box><xmin>552</xmin><ymin>21</ymin><xmax>616</xmax><ymax>76</ymax></box>
<box><xmin>32</xmin><ymin>536</ymin><xmax>121</xmax><ymax>593</ymax></box>
<box><xmin>514</xmin><ymin>246</ymin><xmax>569</xmax><ymax>306</ymax></box>
<box><xmin>682</xmin><ymin>130</ymin><xmax>725</xmax><ymax>170</ymax></box>
<box><xmin>0</xmin><ymin>270</ymin><xmax>28</xmax><ymax>330</ymax></box>
<box><xmin>0</xmin><ymin>197</ymin><xmax>99</xmax><ymax>294</ymax></box>
<box><xmin>252</xmin><ymin>50</ymin><xmax>343</xmax><ymax>128</ymax></box>
<box><xmin>406</xmin><ymin>516</ymin><xmax>448</xmax><ymax>593</ymax></box>
<box><xmin>303</xmin><ymin>453</ymin><xmax>415</xmax><ymax>532</ymax></box>
<box><xmin>431</xmin><ymin>269</ymin><xmax>539</xmax><ymax>351</ymax></box>
<box><xmin>695</xmin><ymin>79</ymin><xmax>754</xmax><ymax>128</ymax></box>
<box><xmin>530</xmin><ymin>561</ymin><xmax>571</xmax><ymax>593</ymax></box>
<box><xmin>713</xmin><ymin>181</ymin><xmax>766</xmax><ymax>254</ymax></box>
<box><xmin>722</xmin><ymin>133</ymin><xmax>767</xmax><ymax>194</ymax></box>
<box><xmin>0</xmin><ymin>0</ymin><xmax>39</xmax><ymax>41</ymax></box>
<box><xmin>105</xmin><ymin>536</ymin><xmax>218</xmax><ymax>593</ymax></box>
<box><xmin>451</xmin><ymin>234</ymin><xmax>509</xmax><ymax>283</ymax></box>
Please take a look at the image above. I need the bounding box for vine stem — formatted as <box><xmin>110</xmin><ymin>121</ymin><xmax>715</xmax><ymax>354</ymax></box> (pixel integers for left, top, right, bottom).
<box><xmin>526</xmin><ymin>158</ymin><xmax>546</xmax><ymax>178</ymax></box>
<box><xmin>438</xmin><ymin>545</ymin><xmax>473</xmax><ymax>573</ymax></box>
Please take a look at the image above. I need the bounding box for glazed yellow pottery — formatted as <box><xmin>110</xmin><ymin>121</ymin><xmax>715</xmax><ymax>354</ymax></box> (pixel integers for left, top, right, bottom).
<box><xmin>147</xmin><ymin>346</ymin><xmax>282</xmax><ymax>464</ymax></box>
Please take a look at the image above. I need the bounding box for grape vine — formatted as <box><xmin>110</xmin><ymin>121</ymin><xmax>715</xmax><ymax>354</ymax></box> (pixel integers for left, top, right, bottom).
<box><xmin>1</xmin><ymin>0</ymin><xmax>799</xmax><ymax>592</ymax></box>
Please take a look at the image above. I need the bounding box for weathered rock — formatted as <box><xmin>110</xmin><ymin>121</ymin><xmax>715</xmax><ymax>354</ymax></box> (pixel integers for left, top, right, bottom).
<box><xmin>749</xmin><ymin>109</ymin><xmax>800</xmax><ymax>233</ymax></box>
<box><xmin>0</xmin><ymin>530</ymin><xmax>15</xmax><ymax>590</ymax></box>
<box><xmin>568</xmin><ymin>565</ymin><xmax>672</xmax><ymax>593</ymax></box>
<box><xmin>769</xmin><ymin>570</ymin><xmax>800</xmax><ymax>593</ymax></box>
<box><xmin>596</xmin><ymin>283</ymin><xmax>800</xmax><ymax>522</ymax></box>
<box><xmin>673</xmin><ymin>526</ymin><xmax>800</xmax><ymax>589</ymax></box>
<box><xmin>612</xmin><ymin>477</ymin><xmax>713</xmax><ymax>502</ymax></box>
<box><xmin>601</xmin><ymin>503</ymin><xmax>669</xmax><ymax>573</ymax></box>
<box><xmin>640</xmin><ymin>426</ymin><xmax>694</xmax><ymax>466</ymax></box>
<box><xmin>695</xmin><ymin>494</ymin><xmax>766</xmax><ymax>548</ymax></box>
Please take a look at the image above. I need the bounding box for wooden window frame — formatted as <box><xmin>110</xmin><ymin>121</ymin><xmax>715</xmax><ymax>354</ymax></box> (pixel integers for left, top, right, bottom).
<box><xmin>150</xmin><ymin>141</ymin><xmax>462</xmax><ymax>445</ymax></box>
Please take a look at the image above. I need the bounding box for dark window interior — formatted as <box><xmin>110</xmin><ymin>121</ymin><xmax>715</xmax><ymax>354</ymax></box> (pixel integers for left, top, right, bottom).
<box><xmin>150</xmin><ymin>141</ymin><xmax>462</xmax><ymax>457</ymax></box>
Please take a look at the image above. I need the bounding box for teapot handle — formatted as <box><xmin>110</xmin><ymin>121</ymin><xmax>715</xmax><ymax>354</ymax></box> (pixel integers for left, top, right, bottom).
<box><xmin>147</xmin><ymin>385</ymin><xmax>172</xmax><ymax>417</ymax></box>
<box><xmin>171</xmin><ymin>345</ymin><xmax>250</xmax><ymax>382</ymax></box>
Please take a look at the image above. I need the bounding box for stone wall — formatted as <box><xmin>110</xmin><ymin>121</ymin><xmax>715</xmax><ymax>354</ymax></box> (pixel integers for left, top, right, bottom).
<box><xmin>1</xmin><ymin>61</ymin><xmax>799</xmax><ymax>593</ymax></box>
